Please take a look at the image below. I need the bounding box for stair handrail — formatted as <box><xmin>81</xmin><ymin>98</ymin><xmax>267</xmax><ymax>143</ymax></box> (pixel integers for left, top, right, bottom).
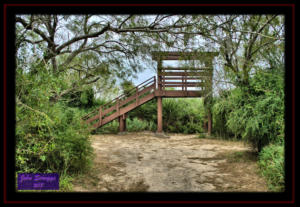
<box><xmin>82</xmin><ymin>76</ymin><xmax>156</xmax><ymax>120</ymax></box>
<box><xmin>102</xmin><ymin>76</ymin><xmax>155</xmax><ymax>108</ymax></box>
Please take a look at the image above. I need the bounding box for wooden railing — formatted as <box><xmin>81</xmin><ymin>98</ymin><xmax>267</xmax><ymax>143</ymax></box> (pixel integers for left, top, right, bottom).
<box><xmin>82</xmin><ymin>76</ymin><xmax>156</xmax><ymax>128</ymax></box>
<box><xmin>158</xmin><ymin>67</ymin><xmax>212</xmax><ymax>92</ymax></box>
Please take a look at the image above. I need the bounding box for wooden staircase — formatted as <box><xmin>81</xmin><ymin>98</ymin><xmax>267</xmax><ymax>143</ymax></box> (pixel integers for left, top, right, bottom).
<box><xmin>82</xmin><ymin>51</ymin><xmax>218</xmax><ymax>132</ymax></box>
<box><xmin>82</xmin><ymin>76</ymin><xmax>157</xmax><ymax>129</ymax></box>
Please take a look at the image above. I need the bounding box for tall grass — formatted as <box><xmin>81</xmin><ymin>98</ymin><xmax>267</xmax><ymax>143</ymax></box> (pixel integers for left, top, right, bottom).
<box><xmin>127</xmin><ymin>118</ymin><xmax>155</xmax><ymax>132</ymax></box>
<box><xmin>258</xmin><ymin>144</ymin><xmax>285</xmax><ymax>191</ymax></box>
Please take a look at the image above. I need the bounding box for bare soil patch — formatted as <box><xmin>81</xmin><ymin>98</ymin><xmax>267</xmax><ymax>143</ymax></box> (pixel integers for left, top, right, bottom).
<box><xmin>72</xmin><ymin>132</ymin><xmax>268</xmax><ymax>192</ymax></box>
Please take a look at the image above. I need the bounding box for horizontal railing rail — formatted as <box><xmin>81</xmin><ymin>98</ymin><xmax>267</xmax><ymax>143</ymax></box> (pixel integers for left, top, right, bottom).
<box><xmin>82</xmin><ymin>76</ymin><xmax>156</xmax><ymax>127</ymax></box>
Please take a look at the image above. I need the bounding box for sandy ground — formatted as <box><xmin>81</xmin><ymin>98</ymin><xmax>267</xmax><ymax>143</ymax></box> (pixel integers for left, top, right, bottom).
<box><xmin>72</xmin><ymin>132</ymin><xmax>268</xmax><ymax>192</ymax></box>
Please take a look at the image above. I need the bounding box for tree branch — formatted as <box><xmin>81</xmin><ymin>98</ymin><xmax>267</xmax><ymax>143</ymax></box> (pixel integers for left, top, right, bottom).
<box><xmin>16</xmin><ymin>98</ymin><xmax>54</xmax><ymax>124</ymax></box>
<box><xmin>55</xmin><ymin>24</ymin><xmax>110</xmax><ymax>53</ymax></box>
<box><xmin>16</xmin><ymin>16</ymin><xmax>53</xmax><ymax>45</ymax></box>
<box><xmin>118</xmin><ymin>15</ymin><xmax>133</xmax><ymax>29</ymax></box>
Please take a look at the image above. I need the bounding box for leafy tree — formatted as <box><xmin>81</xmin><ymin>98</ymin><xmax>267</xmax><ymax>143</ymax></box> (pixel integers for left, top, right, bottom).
<box><xmin>16</xmin><ymin>14</ymin><xmax>284</xmax><ymax>100</ymax></box>
<box><xmin>16</xmin><ymin>63</ymin><xmax>93</xmax><ymax>175</ymax></box>
<box><xmin>16</xmin><ymin>15</ymin><xmax>197</xmax><ymax>101</ymax></box>
<box><xmin>213</xmin><ymin>65</ymin><xmax>284</xmax><ymax>151</ymax></box>
<box><xmin>191</xmin><ymin>15</ymin><xmax>284</xmax><ymax>88</ymax></box>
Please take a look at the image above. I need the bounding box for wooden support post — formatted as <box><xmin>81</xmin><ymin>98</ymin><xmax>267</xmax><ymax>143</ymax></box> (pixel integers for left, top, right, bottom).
<box><xmin>123</xmin><ymin>114</ymin><xmax>126</xmax><ymax>131</ymax></box>
<box><xmin>162</xmin><ymin>75</ymin><xmax>166</xmax><ymax>96</ymax></box>
<box><xmin>185</xmin><ymin>71</ymin><xmax>187</xmax><ymax>96</ymax></box>
<box><xmin>157</xmin><ymin>96</ymin><xmax>163</xmax><ymax>133</ymax></box>
<box><xmin>207</xmin><ymin>109</ymin><xmax>212</xmax><ymax>136</ymax></box>
<box><xmin>162</xmin><ymin>75</ymin><xmax>164</xmax><ymax>93</ymax></box>
<box><xmin>136</xmin><ymin>88</ymin><xmax>139</xmax><ymax>106</ymax></box>
<box><xmin>98</xmin><ymin>106</ymin><xmax>102</xmax><ymax>127</ymax></box>
<box><xmin>158</xmin><ymin>59</ymin><xmax>162</xmax><ymax>92</ymax></box>
<box><xmin>119</xmin><ymin>114</ymin><xmax>126</xmax><ymax>132</ymax></box>
<box><xmin>117</xmin><ymin>98</ymin><xmax>120</xmax><ymax>115</ymax></box>
<box><xmin>205</xmin><ymin>58</ymin><xmax>213</xmax><ymax>136</ymax></box>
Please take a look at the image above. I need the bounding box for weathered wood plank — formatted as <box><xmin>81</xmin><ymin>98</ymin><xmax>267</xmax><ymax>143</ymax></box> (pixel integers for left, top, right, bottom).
<box><xmin>120</xmin><ymin>92</ymin><xmax>155</xmax><ymax>115</ymax></box>
<box><xmin>160</xmin><ymin>81</ymin><xmax>206</xmax><ymax>86</ymax></box>
<box><xmin>155</xmin><ymin>90</ymin><xmax>204</xmax><ymax>97</ymax></box>
<box><xmin>102</xmin><ymin>104</ymin><xmax>117</xmax><ymax>116</ymax></box>
<box><xmin>86</xmin><ymin>113</ymin><xmax>100</xmax><ymax>124</ymax></box>
<box><xmin>152</xmin><ymin>51</ymin><xmax>219</xmax><ymax>60</ymax></box>
<box><xmin>93</xmin><ymin>92</ymin><xmax>156</xmax><ymax>128</ymax></box>
<box><xmin>162</xmin><ymin>77</ymin><xmax>207</xmax><ymax>80</ymax></box>
<box><xmin>93</xmin><ymin>112</ymin><xmax>117</xmax><ymax>128</ymax></box>
<box><xmin>160</xmin><ymin>72</ymin><xmax>212</xmax><ymax>76</ymax></box>
<box><xmin>99</xmin><ymin>107</ymin><xmax>102</xmax><ymax>126</ymax></box>
<box><xmin>162</xmin><ymin>67</ymin><xmax>211</xmax><ymax>71</ymax></box>
<box><xmin>119</xmin><ymin>84</ymin><xmax>154</xmax><ymax>107</ymax></box>
<box><xmin>163</xmin><ymin>84</ymin><xmax>205</xmax><ymax>87</ymax></box>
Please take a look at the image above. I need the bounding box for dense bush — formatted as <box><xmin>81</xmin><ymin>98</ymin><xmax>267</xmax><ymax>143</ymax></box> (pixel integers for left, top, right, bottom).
<box><xmin>127</xmin><ymin>117</ymin><xmax>156</xmax><ymax>132</ymax></box>
<box><xmin>127</xmin><ymin>99</ymin><xmax>157</xmax><ymax>122</ymax></box>
<box><xmin>95</xmin><ymin>120</ymin><xmax>120</xmax><ymax>134</ymax></box>
<box><xmin>16</xmin><ymin>66</ymin><xmax>93</xmax><ymax>176</ymax></box>
<box><xmin>258</xmin><ymin>144</ymin><xmax>285</xmax><ymax>191</ymax></box>
<box><xmin>163</xmin><ymin>98</ymin><xmax>205</xmax><ymax>133</ymax></box>
<box><xmin>212</xmin><ymin>91</ymin><xmax>234</xmax><ymax>139</ymax></box>
<box><xmin>213</xmin><ymin>68</ymin><xmax>284</xmax><ymax>151</ymax></box>
<box><xmin>66</xmin><ymin>87</ymin><xmax>95</xmax><ymax>108</ymax></box>
<box><xmin>95</xmin><ymin>118</ymin><xmax>155</xmax><ymax>134</ymax></box>
<box><xmin>212</xmin><ymin>67</ymin><xmax>285</xmax><ymax>191</ymax></box>
<box><xmin>127</xmin><ymin>98</ymin><xmax>205</xmax><ymax>133</ymax></box>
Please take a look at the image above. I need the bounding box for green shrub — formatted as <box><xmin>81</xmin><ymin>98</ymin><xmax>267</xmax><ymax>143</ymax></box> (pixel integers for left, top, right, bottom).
<box><xmin>95</xmin><ymin>118</ymin><xmax>156</xmax><ymax>134</ymax></box>
<box><xmin>66</xmin><ymin>87</ymin><xmax>95</xmax><ymax>108</ymax></box>
<box><xmin>126</xmin><ymin>98</ymin><xmax>205</xmax><ymax>134</ymax></box>
<box><xmin>16</xmin><ymin>102</ymin><xmax>93</xmax><ymax>175</ymax></box>
<box><xmin>16</xmin><ymin>66</ymin><xmax>93</xmax><ymax>176</ymax></box>
<box><xmin>212</xmin><ymin>68</ymin><xmax>284</xmax><ymax>151</ymax></box>
<box><xmin>198</xmin><ymin>133</ymin><xmax>206</xmax><ymax>138</ymax></box>
<box><xmin>128</xmin><ymin>99</ymin><xmax>157</xmax><ymax>121</ymax></box>
<box><xmin>127</xmin><ymin>117</ymin><xmax>148</xmax><ymax>132</ymax></box>
<box><xmin>212</xmin><ymin>90</ymin><xmax>235</xmax><ymax>139</ymax></box>
<box><xmin>96</xmin><ymin>120</ymin><xmax>119</xmax><ymax>134</ymax></box>
<box><xmin>258</xmin><ymin>144</ymin><xmax>285</xmax><ymax>191</ymax></box>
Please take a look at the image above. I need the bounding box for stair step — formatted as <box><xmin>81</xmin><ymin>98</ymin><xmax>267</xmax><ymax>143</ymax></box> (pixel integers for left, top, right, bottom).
<box><xmin>92</xmin><ymin>92</ymin><xmax>155</xmax><ymax>128</ymax></box>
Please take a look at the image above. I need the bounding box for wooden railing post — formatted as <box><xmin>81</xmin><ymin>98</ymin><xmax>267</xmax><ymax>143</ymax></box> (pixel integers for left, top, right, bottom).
<box><xmin>117</xmin><ymin>98</ymin><xmax>120</xmax><ymax>115</ymax></box>
<box><xmin>158</xmin><ymin>75</ymin><xmax>161</xmax><ymax>92</ymax></box>
<box><xmin>119</xmin><ymin>114</ymin><xmax>126</xmax><ymax>132</ymax></box>
<box><xmin>158</xmin><ymin>59</ymin><xmax>162</xmax><ymax>93</ymax></box>
<box><xmin>184</xmin><ymin>71</ymin><xmax>187</xmax><ymax>95</ymax></box>
<box><xmin>98</xmin><ymin>106</ymin><xmax>102</xmax><ymax>126</ymax></box>
<box><xmin>162</xmin><ymin>75</ymin><xmax>164</xmax><ymax>91</ymax></box>
<box><xmin>185</xmin><ymin>71</ymin><xmax>187</xmax><ymax>91</ymax></box>
<box><xmin>157</xmin><ymin>96</ymin><xmax>163</xmax><ymax>133</ymax></box>
<box><xmin>136</xmin><ymin>87</ymin><xmax>139</xmax><ymax>106</ymax></box>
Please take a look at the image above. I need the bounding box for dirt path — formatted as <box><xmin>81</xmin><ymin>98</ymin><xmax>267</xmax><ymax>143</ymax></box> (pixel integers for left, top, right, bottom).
<box><xmin>72</xmin><ymin>132</ymin><xmax>268</xmax><ymax>192</ymax></box>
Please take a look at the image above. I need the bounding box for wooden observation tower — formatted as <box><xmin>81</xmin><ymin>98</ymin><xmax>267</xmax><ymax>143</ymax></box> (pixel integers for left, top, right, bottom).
<box><xmin>82</xmin><ymin>51</ymin><xmax>218</xmax><ymax>135</ymax></box>
<box><xmin>152</xmin><ymin>51</ymin><xmax>218</xmax><ymax>134</ymax></box>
